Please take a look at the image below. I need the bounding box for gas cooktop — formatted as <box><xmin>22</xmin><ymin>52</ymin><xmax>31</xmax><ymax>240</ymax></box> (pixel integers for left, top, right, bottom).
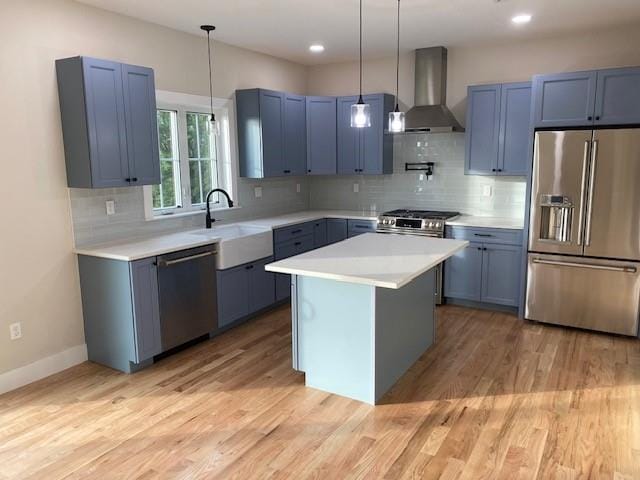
<box><xmin>381</xmin><ymin>209</ymin><xmax>460</xmax><ymax>220</ymax></box>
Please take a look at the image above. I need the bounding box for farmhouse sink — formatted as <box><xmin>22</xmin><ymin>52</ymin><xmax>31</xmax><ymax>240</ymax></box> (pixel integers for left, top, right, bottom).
<box><xmin>189</xmin><ymin>224</ymin><xmax>273</xmax><ymax>269</ymax></box>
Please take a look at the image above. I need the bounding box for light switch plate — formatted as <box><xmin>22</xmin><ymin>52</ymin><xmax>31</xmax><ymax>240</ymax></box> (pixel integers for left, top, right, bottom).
<box><xmin>296</xmin><ymin>183</ymin><xmax>301</xmax><ymax>193</ymax></box>
<box><xmin>482</xmin><ymin>185</ymin><xmax>493</xmax><ymax>197</ymax></box>
<box><xmin>254</xmin><ymin>186</ymin><xmax>263</xmax><ymax>198</ymax></box>
<box><xmin>105</xmin><ymin>200</ymin><xmax>116</xmax><ymax>216</ymax></box>
<box><xmin>353</xmin><ymin>183</ymin><xmax>359</xmax><ymax>193</ymax></box>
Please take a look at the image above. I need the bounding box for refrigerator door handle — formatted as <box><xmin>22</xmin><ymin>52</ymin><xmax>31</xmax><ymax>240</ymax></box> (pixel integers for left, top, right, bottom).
<box><xmin>532</xmin><ymin>258</ymin><xmax>637</xmax><ymax>273</ymax></box>
<box><xmin>584</xmin><ymin>139</ymin><xmax>598</xmax><ymax>246</ymax></box>
<box><xmin>576</xmin><ymin>140</ymin><xmax>590</xmax><ymax>246</ymax></box>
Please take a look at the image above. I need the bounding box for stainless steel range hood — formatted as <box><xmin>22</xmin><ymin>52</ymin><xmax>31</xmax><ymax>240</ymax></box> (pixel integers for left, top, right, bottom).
<box><xmin>404</xmin><ymin>47</ymin><xmax>464</xmax><ymax>133</ymax></box>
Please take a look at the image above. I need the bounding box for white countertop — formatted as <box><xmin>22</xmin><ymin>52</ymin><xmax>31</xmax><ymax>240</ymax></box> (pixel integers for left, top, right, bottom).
<box><xmin>239</xmin><ymin>210</ymin><xmax>378</xmax><ymax>229</ymax></box>
<box><xmin>74</xmin><ymin>210</ymin><xmax>378</xmax><ymax>261</ymax></box>
<box><xmin>265</xmin><ymin>233</ymin><xmax>468</xmax><ymax>289</ymax></box>
<box><xmin>446</xmin><ymin>215</ymin><xmax>524</xmax><ymax>230</ymax></box>
<box><xmin>74</xmin><ymin>230</ymin><xmax>223</xmax><ymax>262</ymax></box>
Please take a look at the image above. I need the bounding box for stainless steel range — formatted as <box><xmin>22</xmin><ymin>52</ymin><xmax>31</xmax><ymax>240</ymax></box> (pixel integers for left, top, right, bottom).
<box><xmin>377</xmin><ymin>209</ymin><xmax>459</xmax><ymax>303</ymax></box>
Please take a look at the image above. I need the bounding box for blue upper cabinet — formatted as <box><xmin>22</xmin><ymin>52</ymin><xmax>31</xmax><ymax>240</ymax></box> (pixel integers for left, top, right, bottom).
<box><xmin>532</xmin><ymin>71</ymin><xmax>597</xmax><ymax>128</ymax></box>
<box><xmin>56</xmin><ymin>56</ymin><xmax>160</xmax><ymax>188</ymax></box>
<box><xmin>594</xmin><ymin>67</ymin><xmax>640</xmax><ymax>126</ymax></box>
<box><xmin>465</xmin><ymin>83</ymin><xmax>530</xmax><ymax>176</ymax></box>
<box><xmin>237</xmin><ymin>88</ymin><xmax>302</xmax><ymax>178</ymax></box>
<box><xmin>337</xmin><ymin>96</ymin><xmax>360</xmax><ymax>174</ymax></box>
<box><xmin>306</xmin><ymin>96</ymin><xmax>337</xmax><ymax>175</ymax></box>
<box><xmin>360</xmin><ymin>94</ymin><xmax>394</xmax><ymax>175</ymax></box>
<box><xmin>284</xmin><ymin>93</ymin><xmax>307</xmax><ymax>175</ymax></box>
<box><xmin>498</xmin><ymin>82</ymin><xmax>532</xmax><ymax>176</ymax></box>
<box><xmin>337</xmin><ymin>94</ymin><xmax>393</xmax><ymax>175</ymax></box>
<box><xmin>259</xmin><ymin>90</ymin><xmax>285</xmax><ymax>177</ymax></box>
<box><xmin>465</xmin><ymin>84</ymin><xmax>501</xmax><ymax>175</ymax></box>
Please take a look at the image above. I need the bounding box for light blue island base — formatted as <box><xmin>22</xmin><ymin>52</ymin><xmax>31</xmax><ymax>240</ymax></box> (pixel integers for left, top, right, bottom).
<box><xmin>292</xmin><ymin>269</ymin><xmax>436</xmax><ymax>405</ymax></box>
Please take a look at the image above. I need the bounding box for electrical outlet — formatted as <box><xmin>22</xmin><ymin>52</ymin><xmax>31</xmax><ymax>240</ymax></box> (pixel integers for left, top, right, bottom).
<box><xmin>9</xmin><ymin>322</ymin><xmax>21</xmax><ymax>340</ymax></box>
<box><xmin>353</xmin><ymin>183</ymin><xmax>359</xmax><ymax>193</ymax></box>
<box><xmin>254</xmin><ymin>187</ymin><xmax>262</xmax><ymax>198</ymax></box>
<box><xmin>296</xmin><ymin>183</ymin><xmax>301</xmax><ymax>193</ymax></box>
<box><xmin>105</xmin><ymin>200</ymin><xmax>116</xmax><ymax>216</ymax></box>
<box><xmin>482</xmin><ymin>185</ymin><xmax>493</xmax><ymax>197</ymax></box>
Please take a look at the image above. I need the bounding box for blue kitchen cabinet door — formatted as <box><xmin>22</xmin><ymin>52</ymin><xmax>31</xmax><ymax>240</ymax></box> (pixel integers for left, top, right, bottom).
<box><xmin>313</xmin><ymin>220</ymin><xmax>328</xmax><ymax>248</ymax></box>
<box><xmin>481</xmin><ymin>244</ymin><xmax>521</xmax><ymax>306</ymax></box>
<box><xmin>274</xmin><ymin>240</ymin><xmax>297</xmax><ymax>302</ymax></box>
<box><xmin>497</xmin><ymin>82</ymin><xmax>532</xmax><ymax>176</ymax></box>
<box><xmin>360</xmin><ymin>94</ymin><xmax>394</xmax><ymax>175</ymax></box>
<box><xmin>337</xmin><ymin>96</ymin><xmax>360</xmax><ymax>174</ymax></box>
<box><xmin>594</xmin><ymin>67</ymin><xmax>640</xmax><ymax>126</ymax></box>
<box><xmin>444</xmin><ymin>242</ymin><xmax>483</xmax><ymax>301</ymax></box>
<box><xmin>129</xmin><ymin>257</ymin><xmax>162</xmax><ymax>362</ymax></box>
<box><xmin>247</xmin><ymin>257</ymin><xmax>276</xmax><ymax>313</ymax></box>
<box><xmin>347</xmin><ymin>219</ymin><xmax>377</xmax><ymax>238</ymax></box>
<box><xmin>326</xmin><ymin>219</ymin><xmax>348</xmax><ymax>244</ymax></box>
<box><xmin>465</xmin><ymin>84</ymin><xmax>502</xmax><ymax>175</ymax></box>
<box><xmin>532</xmin><ymin>71</ymin><xmax>597</xmax><ymax>128</ymax></box>
<box><xmin>260</xmin><ymin>90</ymin><xmax>286</xmax><ymax>177</ymax></box>
<box><xmin>121</xmin><ymin>64</ymin><xmax>161</xmax><ymax>186</ymax></box>
<box><xmin>284</xmin><ymin>93</ymin><xmax>307</xmax><ymax>175</ymax></box>
<box><xmin>306</xmin><ymin>96</ymin><xmax>337</xmax><ymax>175</ymax></box>
<box><xmin>217</xmin><ymin>265</ymin><xmax>250</xmax><ymax>327</ymax></box>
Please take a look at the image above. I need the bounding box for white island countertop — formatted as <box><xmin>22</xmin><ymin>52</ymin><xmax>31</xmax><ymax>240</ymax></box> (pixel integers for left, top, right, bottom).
<box><xmin>266</xmin><ymin>233</ymin><xmax>468</xmax><ymax>289</ymax></box>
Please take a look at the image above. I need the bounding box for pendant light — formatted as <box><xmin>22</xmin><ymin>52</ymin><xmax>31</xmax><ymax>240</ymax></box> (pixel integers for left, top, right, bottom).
<box><xmin>351</xmin><ymin>0</ymin><xmax>371</xmax><ymax>128</ymax></box>
<box><xmin>388</xmin><ymin>0</ymin><xmax>405</xmax><ymax>133</ymax></box>
<box><xmin>200</xmin><ymin>24</ymin><xmax>218</xmax><ymax>134</ymax></box>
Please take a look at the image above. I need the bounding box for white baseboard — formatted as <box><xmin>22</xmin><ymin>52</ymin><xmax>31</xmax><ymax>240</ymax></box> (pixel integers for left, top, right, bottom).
<box><xmin>0</xmin><ymin>344</ymin><xmax>88</xmax><ymax>395</ymax></box>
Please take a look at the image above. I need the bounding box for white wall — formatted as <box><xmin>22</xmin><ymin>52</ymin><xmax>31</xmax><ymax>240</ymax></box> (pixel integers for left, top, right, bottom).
<box><xmin>0</xmin><ymin>0</ymin><xmax>307</xmax><ymax>377</ymax></box>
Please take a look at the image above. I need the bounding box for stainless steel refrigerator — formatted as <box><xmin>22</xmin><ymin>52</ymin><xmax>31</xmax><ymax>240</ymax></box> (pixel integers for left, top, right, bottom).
<box><xmin>526</xmin><ymin>128</ymin><xmax>640</xmax><ymax>336</ymax></box>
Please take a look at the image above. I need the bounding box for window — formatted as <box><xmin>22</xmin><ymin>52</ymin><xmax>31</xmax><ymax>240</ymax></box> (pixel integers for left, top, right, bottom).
<box><xmin>187</xmin><ymin>112</ymin><xmax>218</xmax><ymax>206</ymax></box>
<box><xmin>153</xmin><ymin>110</ymin><xmax>181</xmax><ymax>209</ymax></box>
<box><xmin>144</xmin><ymin>92</ymin><xmax>234</xmax><ymax>220</ymax></box>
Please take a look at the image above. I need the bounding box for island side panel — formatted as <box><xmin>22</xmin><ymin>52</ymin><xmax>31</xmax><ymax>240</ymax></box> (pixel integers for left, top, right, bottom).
<box><xmin>296</xmin><ymin>275</ymin><xmax>376</xmax><ymax>404</ymax></box>
<box><xmin>374</xmin><ymin>269</ymin><xmax>436</xmax><ymax>403</ymax></box>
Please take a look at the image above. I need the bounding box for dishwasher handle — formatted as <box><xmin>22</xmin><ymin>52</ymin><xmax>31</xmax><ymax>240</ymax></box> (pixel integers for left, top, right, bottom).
<box><xmin>157</xmin><ymin>250</ymin><xmax>216</xmax><ymax>268</ymax></box>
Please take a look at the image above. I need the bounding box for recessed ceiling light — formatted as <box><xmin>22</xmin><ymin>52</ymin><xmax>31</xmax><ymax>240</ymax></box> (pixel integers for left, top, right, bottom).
<box><xmin>309</xmin><ymin>44</ymin><xmax>325</xmax><ymax>53</ymax></box>
<box><xmin>512</xmin><ymin>14</ymin><xmax>532</xmax><ymax>24</ymax></box>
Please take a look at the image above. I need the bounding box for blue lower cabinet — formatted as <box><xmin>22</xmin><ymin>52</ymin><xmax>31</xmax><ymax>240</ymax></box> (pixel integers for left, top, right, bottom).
<box><xmin>217</xmin><ymin>256</ymin><xmax>275</xmax><ymax>328</ymax></box>
<box><xmin>481</xmin><ymin>244</ymin><xmax>521</xmax><ymax>306</ymax></box>
<box><xmin>444</xmin><ymin>242</ymin><xmax>483</xmax><ymax>301</ymax></box>
<box><xmin>129</xmin><ymin>257</ymin><xmax>162</xmax><ymax>362</ymax></box>
<box><xmin>274</xmin><ymin>232</ymin><xmax>315</xmax><ymax>301</ymax></box>
<box><xmin>248</xmin><ymin>257</ymin><xmax>276</xmax><ymax>312</ymax></box>
<box><xmin>347</xmin><ymin>219</ymin><xmax>377</xmax><ymax>237</ymax></box>
<box><xmin>444</xmin><ymin>227</ymin><xmax>522</xmax><ymax>307</ymax></box>
<box><xmin>327</xmin><ymin>219</ymin><xmax>348</xmax><ymax>244</ymax></box>
<box><xmin>313</xmin><ymin>219</ymin><xmax>328</xmax><ymax>248</ymax></box>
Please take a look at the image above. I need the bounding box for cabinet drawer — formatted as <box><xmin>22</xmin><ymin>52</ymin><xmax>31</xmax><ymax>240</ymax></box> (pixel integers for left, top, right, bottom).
<box><xmin>347</xmin><ymin>219</ymin><xmax>377</xmax><ymax>237</ymax></box>
<box><xmin>274</xmin><ymin>234</ymin><xmax>315</xmax><ymax>260</ymax></box>
<box><xmin>446</xmin><ymin>226</ymin><xmax>522</xmax><ymax>245</ymax></box>
<box><xmin>274</xmin><ymin>222</ymin><xmax>314</xmax><ymax>244</ymax></box>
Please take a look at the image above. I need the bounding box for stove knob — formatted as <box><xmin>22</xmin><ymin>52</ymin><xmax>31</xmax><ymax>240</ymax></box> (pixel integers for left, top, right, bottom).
<box><xmin>428</xmin><ymin>222</ymin><xmax>434</xmax><ymax>228</ymax></box>
<box><xmin>435</xmin><ymin>222</ymin><xmax>441</xmax><ymax>228</ymax></box>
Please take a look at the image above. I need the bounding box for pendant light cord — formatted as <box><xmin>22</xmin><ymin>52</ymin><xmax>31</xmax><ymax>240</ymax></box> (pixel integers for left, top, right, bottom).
<box><xmin>358</xmin><ymin>0</ymin><xmax>363</xmax><ymax>103</ymax></box>
<box><xmin>206</xmin><ymin>30</ymin><xmax>215</xmax><ymax>122</ymax></box>
<box><xmin>395</xmin><ymin>0</ymin><xmax>400</xmax><ymax>112</ymax></box>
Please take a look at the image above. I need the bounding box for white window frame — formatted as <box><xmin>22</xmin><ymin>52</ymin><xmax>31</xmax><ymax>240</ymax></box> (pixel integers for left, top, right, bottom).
<box><xmin>144</xmin><ymin>90</ymin><xmax>238</xmax><ymax>220</ymax></box>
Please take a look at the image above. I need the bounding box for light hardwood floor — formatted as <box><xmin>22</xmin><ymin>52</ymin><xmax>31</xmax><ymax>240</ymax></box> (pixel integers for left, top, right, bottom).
<box><xmin>1</xmin><ymin>305</ymin><xmax>639</xmax><ymax>479</ymax></box>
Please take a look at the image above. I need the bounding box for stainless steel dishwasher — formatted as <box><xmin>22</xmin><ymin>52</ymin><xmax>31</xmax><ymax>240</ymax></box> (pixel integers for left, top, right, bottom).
<box><xmin>157</xmin><ymin>244</ymin><xmax>218</xmax><ymax>351</ymax></box>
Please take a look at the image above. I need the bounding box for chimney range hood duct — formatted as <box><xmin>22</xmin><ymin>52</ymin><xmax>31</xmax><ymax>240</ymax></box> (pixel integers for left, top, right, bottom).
<box><xmin>403</xmin><ymin>47</ymin><xmax>464</xmax><ymax>133</ymax></box>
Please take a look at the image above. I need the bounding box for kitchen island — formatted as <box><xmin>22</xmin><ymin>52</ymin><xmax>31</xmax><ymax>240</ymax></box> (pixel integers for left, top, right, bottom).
<box><xmin>266</xmin><ymin>233</ymin><xmax>468</xmax><ymax>404</ymax></box>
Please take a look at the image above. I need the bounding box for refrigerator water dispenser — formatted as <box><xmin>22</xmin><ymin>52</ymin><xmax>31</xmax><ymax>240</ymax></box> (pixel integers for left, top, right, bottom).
<box><xmin>538</xmin><ymin>195</ymin><xmax>574</xmax><ymax>243</ymax></box>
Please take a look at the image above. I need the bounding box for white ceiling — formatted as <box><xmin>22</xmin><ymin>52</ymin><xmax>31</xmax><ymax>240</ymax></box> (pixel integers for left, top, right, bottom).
<box><xmin>76</xmin><ymin>0</ymin><xmax>640</xmax><ymax>65</ymax></box>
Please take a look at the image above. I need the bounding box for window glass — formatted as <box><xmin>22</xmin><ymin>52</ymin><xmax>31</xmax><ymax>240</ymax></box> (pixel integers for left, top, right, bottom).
<box><xmin>152</xmin><ymin>110</ymin><xmax>181</xmax><ymax>209</ymax></box>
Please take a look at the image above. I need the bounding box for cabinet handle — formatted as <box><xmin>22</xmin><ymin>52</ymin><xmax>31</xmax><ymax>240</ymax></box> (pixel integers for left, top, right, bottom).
<box><xmin>284</xmin><ymin>170</ymin><xmax>291</xmax><ymax>174</ymax></box>
<box><xmin>291</xmin><ymin>229</ymin><xmax>302</xmax><ymax>235</ymax></box>
<box><xmin>491</xmin><ymin>168</ymin><xmax>496</xmax><ymax>172</ymax></box>
<box><xmin>307</xmin><ymin>169</ymin><xmax>311</xmax><ymax>173</ymax></box>
<box><xmin>497</xmin><ymin>169</ymin><xmax>502</xmax><ymax>172</ymax></box>
<box><xmin>588</xmin><ymin>116</ymin><xmax>593</xmax><ymax>121</ymax></box>
<box><xmin>477</xmin><ymin>247</ymin><xmax>482</xmax><ymax>251</ymax></box>
<box><xmin>595</xmin><ymin>116</ymin><xmax>600</xmax><ymax>121</ymax></box>
<box><xmin>294</xmin><ymin>241</ymin><xmax>302</xmax><ymax>246</ymax></box>
<box><xmin>125</xmin><ymin>177</ymin><xmax>131</xmax><ymax>182</ymax></box>
<box><xmin>473</xmin><ymin>233</ymin><xmax>493</xmax><ymax>237</ymax></box>
<box><xmin>245</xmin><ymin>265</ymin><xmax>254</xmax><ymax>270</ymax></box>
<box><xmin>132</xmin><ymin>177</ymin><xmax>138</xmax><ymax>182</ymax></box>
